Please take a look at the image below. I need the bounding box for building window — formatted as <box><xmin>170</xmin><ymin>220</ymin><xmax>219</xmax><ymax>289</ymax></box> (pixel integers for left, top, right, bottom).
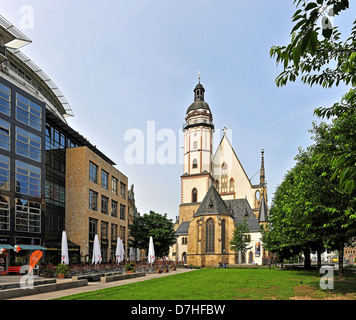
<box><xmin>15</xmin><ymin>93</ymin><xmax>42</xmax><ymax>132</ymax></box>
<box><xmin>111</xmin><ymin>200</ymin><xmax>118</xmax><ymax>217</ymax></box>
<box><xmin>101</xmin><ymin>195</ymin><xmax>109</xmax><ymax>215</ymax></box>
<box><xmin>111</xmin><ymin>223</ymin><xmax>118</xmax><ymax>241</ymax></box>
<box><xmin>89</xmin><ymin>161</ymin><xmax>98</xmax><ymax>183</ymax></box>
<box><xmin>193</xmin><ymin>141</ymin><xmax>198</xmax><ymax>149</ymax></box>
<box><xmin>206</xmin><ymin>218</ymin><xmax>215</xmax><ymax>253</ymax></box>
<box><xmin>0</xmin><ymin>82</ymin><xmax>11</xmax><ymax>116</ymax></box>
<box><xmin>221</xmin><ymin>162</ymin><xmax>228</xmax><ymax>193</ymax></box>
<box><xmin>15</xmin><ymin>126</ymin><xmax>42</xmax><ymax>162</ymax></box>
<box><xmin>120</xmin><ymin>204</ymin><xmax>126</xmax><ymax>220</ymax></box>
<box><xmin>15</xmin><ymin>198</ymin><xmax>41</xmax><ymax>233</ymax></box>
<box><xmin>229</xmin><ymin>178</ymin><xmax>235</xmax><ymax>193</ymax></box>
<box><xmin>120</xmin><ymin>226</ymin><xmax>126</xmax><ymax>242</ymax></box>
<box><xmin>192</xmin><ymin>188</ymin><xmax>197</xmax><ymax>203</ymax></box>
<box><xmin>120</xmin><ymin>182</ymin><xmax>126</xmax><ymax>199</ymax></box>
<box><xmin>0</xmin><ymin>154</ymin><xmax>10</xmax><ymax>191</ymax></box>
<box><xmin>101</xmin><ymin>170</ymin><xmax>109</xmax><ymax>189</ymax></box>
<box><xmin>89</xmin><ymin>189</ymin><xmax>98</xmax><ymax>211</ymax></box>
<box><xmin>15</xmin><ymin>160</ymin><xmax>41</xmax><ymax>197</ymax></box>
<box><xmin>101</xmin><ymin>221</ymin><xmax>108</xmax><ymax>240</ymax></box>
<box><xmin>89</xmin><ymin>218</ymin><xmax>98</xmax><ymax>241</ymax></box>
<box><xmin>112</xmin><ymin>177</ymin><xmax>118</xmax><ymax>195</ymax></box>
<box><xmin>192</xmin><ymin>159</ymin><xmax>198</xmax><ymax>169</ymax></box>
<box><xmin>0</xmin><ymin>119</ymin><xmax>10</xmax><ymax>151</ymax></box>
<box><xmin>0</xmin><ymin>196</ymin><xmax>10</xmax><ymax>230</ymax></box>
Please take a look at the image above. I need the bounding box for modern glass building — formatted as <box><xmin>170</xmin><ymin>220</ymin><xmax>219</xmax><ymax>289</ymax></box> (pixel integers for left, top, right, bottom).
<box><xmin>0</xmin><ymin>15</ymin><xmax>129</xmax><ymax>270</ymax></box>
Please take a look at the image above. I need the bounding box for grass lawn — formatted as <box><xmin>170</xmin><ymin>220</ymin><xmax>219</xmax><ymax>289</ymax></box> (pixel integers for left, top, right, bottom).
<box><xmin>55</xmin><ymin>268</ymin><xmax>356</xmax><ymax>300</ymax></box>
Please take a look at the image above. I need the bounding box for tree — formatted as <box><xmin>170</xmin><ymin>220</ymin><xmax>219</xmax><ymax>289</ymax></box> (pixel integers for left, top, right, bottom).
<box><xmin>263</xmin><ymin>120</ymin><xmax>356</xmax><ymax>276</ymax></box>
<box><xmin>230</xmin><ymin>219</ymin><xmax>252</xmax><ymax>264</ymax></box>
<box><xmin>270</xmin><ymin>0</ymin><xmax>356</xmax><ymax>194</ymax></box>
<box><xmin>128</xmin><ymin>210</ymin><xmax>177</xmax><ymax>258</ymax></box>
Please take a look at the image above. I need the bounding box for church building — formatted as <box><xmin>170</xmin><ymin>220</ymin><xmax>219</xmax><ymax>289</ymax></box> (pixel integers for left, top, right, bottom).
<box><xmin>170</xmin><ymin>80</ymin><xmax>268</xmax><ymax>267</ymax></box>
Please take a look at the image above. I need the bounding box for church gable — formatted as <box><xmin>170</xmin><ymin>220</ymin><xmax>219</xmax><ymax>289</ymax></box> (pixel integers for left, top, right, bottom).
<box><xmin>212</xmin><ymin>134</ymin><xmax>255</xmax><ymax>201</ymax></box>
<box><xmin>194</xmin><ymin>185</ymin><xmax>232</xmax><ymax>217</ymax></box>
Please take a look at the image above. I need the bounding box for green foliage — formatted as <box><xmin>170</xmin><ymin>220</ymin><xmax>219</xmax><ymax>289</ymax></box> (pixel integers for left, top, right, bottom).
<box><xmin>56</xmin><ymin>263</ymin><xmax>69</xmax><ymax>276</ymax></box>
<box><xmin>128</xmin><ymin>210</ymin><xmax>177</xmax><ymax>257</ymax></box>
<box><xmin>264</xmin><ymin>119</ymin><xmax>356</xmax><ymax>276</ymax></box>
<box><xmin>270</xmin><ymin>0</ymin><xmax>356</xmax><ymax>194</ymax></box>
<box><xmin>230</xmin><ymin>219</ymin><xmax>252</xmax><ymax>254</ymax></box>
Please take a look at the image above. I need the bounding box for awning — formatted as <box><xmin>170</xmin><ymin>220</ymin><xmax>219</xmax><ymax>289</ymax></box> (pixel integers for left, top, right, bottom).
<box><xmin>45</xmin><ymin>240</ymin><xmax>80</xmax><ymax>252</ymax></box>
<box><xmin>0</xmin><ymin>245</ymin><xmax>14</xmax><ymax>250</ymax></box>
<box><xmin>15</xmin><ymin>245</ymin><xmax>47</xmax><ymax>250</ymax></box>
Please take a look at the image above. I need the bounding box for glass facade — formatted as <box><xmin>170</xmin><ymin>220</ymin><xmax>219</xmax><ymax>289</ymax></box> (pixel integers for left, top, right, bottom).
<box><xmin>15</xmin><ymin>93</ymin><xmax>42</xmax><ymax>132</ymax></box>
<box><xmin>0</xmin><ymin>195</ymin><xmax>10</xmax><ymax>230</ymax></box>
<box><xmin>0</xmin><ymin>118</ymin><xmax>10</xmax><ymax>151</ymax></box>
<box><xmin>15</xmin><ymin>126</ymin><xmax>42</xmax><ymax>162</ymax></box>
<box><xmin>0</xmin><ymin>78</ymin><xmax>46</xmax><ymax>266</ymax></box>
<box><xmin>0</xmin><ymin>154</ymin><xmax>10</xmax><ymax>191</ymax></box>
<box><xmin>15</xmin><ymin>198</ymin><xmax>41</xmax><ymax>233</ymax></box>
<box><xmin>0</xmin><ymin>82</ymin><xmax>11</xmax><ymax>116</ymax></box>
<box><xmin>15</xmin><ymin>160</ymin><xmax>41</xmax><ymax>197</ymax></box>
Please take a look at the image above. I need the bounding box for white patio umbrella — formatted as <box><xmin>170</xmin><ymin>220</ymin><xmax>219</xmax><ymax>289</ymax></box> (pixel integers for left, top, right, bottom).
<box><xmin>116</xmin><ymin>237</ymin><xmax>123</xmax><ymax>263</ymax></box>
<box><xmin>136</xmin><ymin>248</ymin><xmax>140</xmax><ymax>261</ymax></box>
<box><xmin>61</xmin><ymin>231</ymin><xmax>69</xmax><ymax>265</ymax></box>
<box><xmin>129</xmin><ymin>247</ymin><xmax>135</xmax><ymax>261</ymax></box>
<box><xmin>148</xmin><ymin>236</ymin><xmax>155</xmax><ymax>265</ymax></box>
<box><xmin>120</xmin><ymin>238</ymin><xmax>125</xmax><ymax>262</ymax></box>
<box><xmin>92</xmin><ymin>234</ymin><xmax>102</xmax><ymax>265</ymax></box>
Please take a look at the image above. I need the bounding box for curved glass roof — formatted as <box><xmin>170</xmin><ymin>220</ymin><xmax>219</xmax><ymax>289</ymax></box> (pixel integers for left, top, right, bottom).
<box><xmin>0</xmin><ymin>14</ymin><xmax>74</xmax><ymax>118</ymax></box>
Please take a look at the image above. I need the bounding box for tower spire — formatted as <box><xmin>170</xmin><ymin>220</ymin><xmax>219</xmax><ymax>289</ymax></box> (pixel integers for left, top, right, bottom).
<box><xmin>260</xmin><ymin>149</ymin><xmax>265</xmax><ymax>186</ymax></box>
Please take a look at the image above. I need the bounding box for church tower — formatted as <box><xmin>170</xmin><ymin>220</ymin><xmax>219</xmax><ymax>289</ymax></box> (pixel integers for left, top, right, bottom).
<box><xmin>179</xmin><ymin>80</ymin><xmax>215</xmax><ymax>223</ymax></box>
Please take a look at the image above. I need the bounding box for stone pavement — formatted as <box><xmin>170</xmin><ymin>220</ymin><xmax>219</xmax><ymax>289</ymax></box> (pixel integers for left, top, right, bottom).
<box><xmin>3</xmin><ymin>268</ymin><xmax>197</xmax><ymax>300</ymax></box>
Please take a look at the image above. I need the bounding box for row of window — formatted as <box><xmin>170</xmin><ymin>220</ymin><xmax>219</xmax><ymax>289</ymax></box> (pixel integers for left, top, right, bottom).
<box><xmin>45</xmin><ymin>123</ymin><xmax>78</xmax><ymax>151</ymax></box>
<box><xmin>89</xmin><ymin>217</ymin><xmax>126</xmax><ymax>242</ymax></box>
<box><xmin>0</xmin><ymin>83</ymin><xmax>43</xmax><ymax>133</ymax></box>
<box><xmin>0</xmin><ymin>119</ymin><xmax>42</xmax><ymax>162</ymax></box>
<box><xmin>0</xmin><ymin>154</ymin><xmax>41</xmax><ymax>197</ymax></box>
<box><xmin>89</xmin><ymin>189</ymin><xmax>126</xmax><ymax>220</ymax></box>
<box><xmin>89</xmin><ymin>161</ymin><xmax>126</xmax><ymax>198</ymax></box>
<box><xmin>0</xmin><ymin>195</ymin><xmax>41</xmax><ymax>233</ymax></box>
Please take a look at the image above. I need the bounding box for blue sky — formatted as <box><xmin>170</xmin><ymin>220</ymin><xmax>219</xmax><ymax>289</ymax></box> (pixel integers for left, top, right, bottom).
<box><xmin>2</xmin><ymin>1</ymin><xmax>354</xmax><ymax>221</ymax></box>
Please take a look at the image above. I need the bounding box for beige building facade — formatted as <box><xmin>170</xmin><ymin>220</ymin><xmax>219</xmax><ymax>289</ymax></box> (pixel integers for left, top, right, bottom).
<box><xmin>65</xmin><ymin>146</ymin><xmax>129</xmax><ymax>263</ymax></box>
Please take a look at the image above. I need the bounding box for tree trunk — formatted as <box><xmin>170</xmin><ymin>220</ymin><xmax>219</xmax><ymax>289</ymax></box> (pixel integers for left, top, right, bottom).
<box><xmin>338</xmin><ymin>246</ymin><xmax>344</xmax><ymax>278</ymax></box>
<box><xmin>304</xmin><ymin>249</ymin><xmax>311</xmax><ymax>269</ymax></box>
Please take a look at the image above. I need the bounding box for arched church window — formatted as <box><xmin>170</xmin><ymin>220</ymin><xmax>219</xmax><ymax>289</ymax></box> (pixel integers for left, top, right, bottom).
<box><xmin>221</xmin><ymin>163</ymin><xmax>228</xmax><ymax>193</ymax></box>
<box><xmin>229</xmin><ymin>178</ymin><xmax>235</xmax><ymax>193</ymax></box>
<box><xmin>249</xmin><ymin>251</ymin><xmax>253</xmax><ymax>264</ymax></box>
<box><xmin>214</xmin><ymin>180</ymin><xmax>219</xmax><ymax>192</ymax></box>
<box><xmin>192</xmin><ymin>159</ymin><xmax>198</xmax><ymax>169</ymax></box>
<box><xmin>192</xmin><ymin>188</ymin><xmax>197</xmax><ymax>203</ymax></box>
<box><xmin>221</xmin><ymin>219</ymin><xmax>226</xmax><ymax>253</ymax></box>
<box><xmin>206</xmin><ymin>218</ymin><xmax>215</xmax><ymax>253</ymax></box>
<box><xmin>193</xmin><ymin>141</ymin><xmax>198</xmax><ymax>149</ymax></box>
<box><xmin>255</xmin><ymin>190</ymin><xmax>260</xmax><ymax>205</ymax></box>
